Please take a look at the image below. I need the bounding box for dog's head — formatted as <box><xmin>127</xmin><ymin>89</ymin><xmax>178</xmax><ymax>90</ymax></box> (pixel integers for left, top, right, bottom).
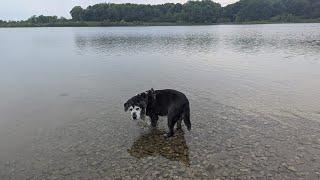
<box><xmin>124</xmin><ymin>88</ymin><xmax>156</xmax><ymax>121</ymax></box>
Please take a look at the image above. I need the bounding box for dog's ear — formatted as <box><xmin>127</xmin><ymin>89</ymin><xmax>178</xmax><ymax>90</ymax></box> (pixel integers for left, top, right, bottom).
<box><xmin>141</xmin><ymin>100</ymin><xmax>147</xmax><ymax>109</ymax></box>
<box><xmin>140</xmin><ymin>108</ymin><xmax>145</xmax><ymax>120</ymax></box>
<box><xmin>124</xmin><ymin>102</ymin><xmax>129</xmax><ymax>112</ymax></box>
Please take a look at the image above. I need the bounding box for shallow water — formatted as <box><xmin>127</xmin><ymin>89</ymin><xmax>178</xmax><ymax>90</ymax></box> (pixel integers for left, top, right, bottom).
<box><xmin>1</xmin><ymin>24</ymin><xmax>320</xmax><ymax>179</ymax></box>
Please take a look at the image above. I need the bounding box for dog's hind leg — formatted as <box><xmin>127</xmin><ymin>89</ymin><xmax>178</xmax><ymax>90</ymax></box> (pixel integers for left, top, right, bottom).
<box><xmin>150</xmin><ymin>114</ymin><xmax>158</xmax><ymax>128</ymax></box>
<box><xmin>176</xmin><ymin>117</ymin><xmax>182</xmax><ymax>131</ymax></box>
<box><xmin>164</xmin><ymin>121</ymin><xmax>175</xmax><ymax>138</ymax></box>
<box><xmin>164</xmin><ymin>110</ymin><xmax>179</xmax><ymax>138</ymax></box>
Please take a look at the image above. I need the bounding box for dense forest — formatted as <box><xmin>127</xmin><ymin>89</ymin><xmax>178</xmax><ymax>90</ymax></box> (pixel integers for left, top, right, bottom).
<box><xmin>0</xmin><ymin>0</ymin><xmax>320</xmax><ymax>27</ymax></box>
<box><xmin>223</xmin><ymin>0</ymin><xmax>320</xmax><ymax>22</ymax></box>
<box><xmin>70</xmin><ymin>0</ymin><xmax>320</xmax><ymax>23</ymax></box>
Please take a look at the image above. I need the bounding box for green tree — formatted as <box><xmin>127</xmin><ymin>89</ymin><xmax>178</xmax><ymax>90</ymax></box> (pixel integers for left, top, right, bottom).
<box><xmin>235</xmin><ymin>0</ymin><xmax>275</xmax><ymax>22</ymax></box>
<box><xmin>70</xmin><ymin>6</ymin><xmax>85</xmax><ymax>21</ymax></box>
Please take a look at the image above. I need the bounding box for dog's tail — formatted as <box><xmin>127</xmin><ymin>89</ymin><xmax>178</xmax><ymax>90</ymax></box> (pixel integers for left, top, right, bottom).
<box><xmin>183</xmin><ymin>103</ymin><xmax>191</xmax><ymax>131</ymax></box>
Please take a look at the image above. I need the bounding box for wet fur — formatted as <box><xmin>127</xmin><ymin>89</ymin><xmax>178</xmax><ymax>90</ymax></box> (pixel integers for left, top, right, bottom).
<box><xmin>124</xmin><ymin>89</ymin><xmax>191</xmax><ymax>137</ymax></box>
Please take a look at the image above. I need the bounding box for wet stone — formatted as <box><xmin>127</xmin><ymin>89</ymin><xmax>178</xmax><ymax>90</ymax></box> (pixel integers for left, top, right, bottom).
<box><xmin>3</xmin><ymin>98</ymin><xmax>320</xmax><ymax>179</ymax></box>
<box><xmin>287</xmin><ymin>166</ymin><xmax>297</xmax><ymax>172</ymax></box>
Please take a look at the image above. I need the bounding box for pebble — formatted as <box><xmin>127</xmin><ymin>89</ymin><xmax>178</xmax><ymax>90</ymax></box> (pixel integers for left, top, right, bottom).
<box><xmin>240</xmin><ymin>168</ymin><xmax>249</xmax><ymax>172</ymax></box>
<box><xmin>287</xmin><ymin>166</ymin><xmax>297</xmax><ymax>172</ymax></box>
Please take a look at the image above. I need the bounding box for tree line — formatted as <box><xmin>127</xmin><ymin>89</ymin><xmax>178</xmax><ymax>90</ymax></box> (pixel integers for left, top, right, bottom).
<box><xmin>223</xmin><ymin>0</ymin><xmax>320</xmax><ymax>22</ymax></box>
<box><xmin>70</xmin><ymin>0</ymin><xmax>221</xmax><ymax>23</ymax></box>
<box><xmin>0</xmin><ymin>0</ymin><xmax>319</xmax><ymax>27</ymax></box>
<box><xmin>70</xmin><ymin>0</ymin><xmax>320</xmax><ymax>23</ymax></box>
<box><xmin>0</xmin><ymin>15</ymin><xmax>69</xmax><ymax>27</ymax></box>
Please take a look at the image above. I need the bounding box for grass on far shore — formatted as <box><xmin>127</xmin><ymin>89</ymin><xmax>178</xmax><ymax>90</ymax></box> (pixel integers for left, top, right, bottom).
<box><xmin>1</xmin><ymin>19</ymin><xmax>320</xmax><ymax>28</ymax></box>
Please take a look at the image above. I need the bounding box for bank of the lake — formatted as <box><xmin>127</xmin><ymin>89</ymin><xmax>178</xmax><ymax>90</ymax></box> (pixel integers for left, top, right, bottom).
<box><xmin>1</xmin><ymin>19</ymin><xmax>320</xmax><ymax>28</ymax></box>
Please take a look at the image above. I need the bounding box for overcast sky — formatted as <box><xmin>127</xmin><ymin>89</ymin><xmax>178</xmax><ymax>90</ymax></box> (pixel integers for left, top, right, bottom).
<box><xmin>0</xmin><ymin>0</ymin><xmax>238</xmax><ymax>21</ymax></box>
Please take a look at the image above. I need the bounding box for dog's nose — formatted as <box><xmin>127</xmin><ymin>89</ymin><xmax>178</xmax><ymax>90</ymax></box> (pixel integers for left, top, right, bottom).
<box><xmin>132</xmin><ymin>113</ymin><xmax>137</xmax><ymax>120</ymax></box>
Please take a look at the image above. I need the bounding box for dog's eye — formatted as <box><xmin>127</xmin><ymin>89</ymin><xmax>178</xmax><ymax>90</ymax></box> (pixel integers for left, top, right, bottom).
<box><xmin>136</xmin><ymin>107</ymin><xmax>140</xmax><ymax>111</ymax></box>
<box><xmin>129</xmin><ymin>108</ymin><xmax>133</xmax><ymax>111</ymax></box>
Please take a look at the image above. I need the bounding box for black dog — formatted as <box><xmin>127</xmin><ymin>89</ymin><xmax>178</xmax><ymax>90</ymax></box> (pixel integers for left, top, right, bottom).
<box><xmin>124</xmin><ymin>89</ymin><xmax>191</xmax><ymax>137</ymax></box>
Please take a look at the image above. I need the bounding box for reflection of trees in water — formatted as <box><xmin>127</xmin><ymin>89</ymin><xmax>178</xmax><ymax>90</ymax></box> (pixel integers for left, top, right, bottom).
<box><xmin>74</xmin><ymin>33</ymin><xmax>219</xmax><ymax>56</ymax></box>
<box><xmin>226</xmin><ymin>32</ymin><xmax>320</xmax><ymax>55</ymax></box>
<box><xmin>127</xmin><ymin>129</ymin><xmax>190</xmax><ymax>166</ymax></box>
<box><xmin>75</xmin><ymin>29</ymin><xmax>320</xmax><ymax>57</ymax></box>
<box><xmin>227</xmin><ymin>32</ymin><xmax>267</xmax><ymax>54</ymax></box>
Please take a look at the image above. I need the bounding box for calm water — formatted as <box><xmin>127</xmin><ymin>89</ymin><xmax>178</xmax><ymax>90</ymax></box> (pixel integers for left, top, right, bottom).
<box><xmin>1</xmin><ymin>24</ymin><xmax>320</xmax><ymax>179</ymax></box>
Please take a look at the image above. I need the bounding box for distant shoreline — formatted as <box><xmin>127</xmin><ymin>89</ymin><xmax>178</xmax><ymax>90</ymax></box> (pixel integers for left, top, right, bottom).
<box><xmin>2</xmin><ymin>0</ymin><xmax>320</xmax><ymax>28</ymax></box>
<box><xmin>1</xmin><ymin>20</ymin><xmax>320</xmax><ymax>28</ymax></box>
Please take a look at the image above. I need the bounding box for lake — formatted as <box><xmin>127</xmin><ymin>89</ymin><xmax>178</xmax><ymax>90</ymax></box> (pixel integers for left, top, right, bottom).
<box><xmin>1</xmin><ymin>24</ymin><xmax>320</xmax><ymax>179</ymax></box>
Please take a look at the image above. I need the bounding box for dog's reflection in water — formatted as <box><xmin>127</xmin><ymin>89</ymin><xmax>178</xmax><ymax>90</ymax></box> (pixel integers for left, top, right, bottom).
<box><xmin>127</xmin><ymin>129</ymin><xmax>190</xmax><ymax>166</ymax></box>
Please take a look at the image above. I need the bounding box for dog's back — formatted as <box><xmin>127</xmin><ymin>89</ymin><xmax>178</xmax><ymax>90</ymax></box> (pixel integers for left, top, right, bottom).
<box><xmin>151</xmin><ymin>89</ymin><xmax>188</xmax><ymax>114</ymax></box>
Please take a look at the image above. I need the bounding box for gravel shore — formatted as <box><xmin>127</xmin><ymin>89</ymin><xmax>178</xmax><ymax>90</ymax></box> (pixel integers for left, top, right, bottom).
<box><xmin>1</xmin><ymin>100</ymin><xmax>320</xmax><ymax>179</ymax></box>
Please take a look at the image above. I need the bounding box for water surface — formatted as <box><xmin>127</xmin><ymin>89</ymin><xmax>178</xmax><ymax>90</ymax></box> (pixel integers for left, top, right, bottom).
<box><xmin>1</xmin><ymin>24</ymin><xmax>320</xmax><ymax>179</ymax></box>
